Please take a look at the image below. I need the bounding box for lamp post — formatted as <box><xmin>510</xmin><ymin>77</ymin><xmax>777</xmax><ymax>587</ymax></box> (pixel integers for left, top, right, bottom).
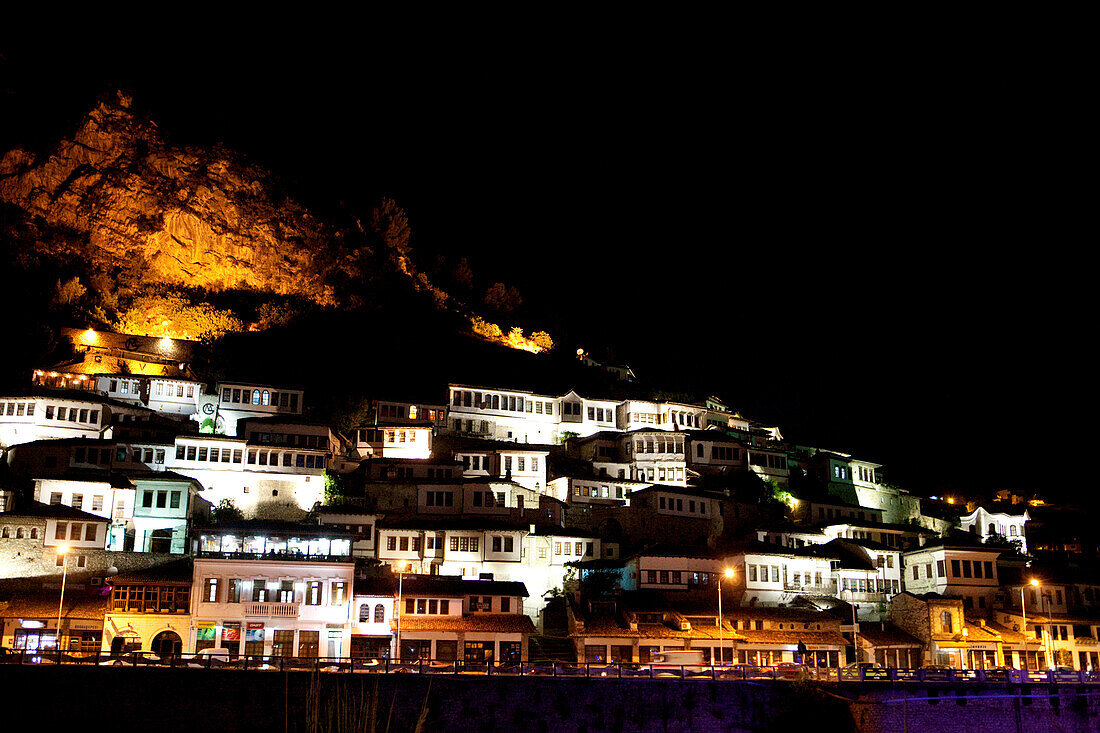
<box><xmin>55</xmin><ymin>544</ymin><xmax>70</xmax><ymax>652</ymax></box>
<box><xmin>1031</xmin><ymin>579</ymin><xmax>1055</xmax><ymax>669</ymax></box>
<box><xmin>394</xmin><ymin>561</ymin><xmax>407</xmax><ymax>661</ymax></box>
<box><xmin>1022</xmin><ymin>579</ymin><xmax>1038</xmax><ymax>670</ymax></box>
<box><xmin>717</xmin><ymin>567</ymin><xmax>734</xmax><ymax>666</ymax></box>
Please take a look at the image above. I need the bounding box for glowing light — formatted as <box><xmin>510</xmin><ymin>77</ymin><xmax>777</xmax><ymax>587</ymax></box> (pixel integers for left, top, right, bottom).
<box><xmin>1030</xmin><ymin>579</ymin><xmax>1039</xmax><ymax>587</ymax></box>
<box><xmin>469</xmin><ymin>316</ymin><xmax>553</xmax><ymax>353</ymax></box>
<box><xmin>946</xmin><ymin>498</ymin><xmax>955</xmax><ymax>504</ymax></box>
<box><xmin>724</xmin><ymin>568</ymin><xmax>735</xmax><ymax>579</ymax></box>
<box><xmin>57</xmin><ymin>544</ymin><xmax>70</xmax><ymax>555</ymax></box>
<box><xmin>82</xmin><ymin>329</ymin><xmax>98</xmax><ymax>344</ymax></box>
<box><xmin>160</xmin><ymin>336</ymin><xmax>173</xmax><ymax>349</ymax></box>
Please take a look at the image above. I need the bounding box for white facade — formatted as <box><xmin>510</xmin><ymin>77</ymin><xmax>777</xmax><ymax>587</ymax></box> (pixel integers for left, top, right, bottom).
<box><xmin>448</xmin><ymin>385</ymin><xmax>559</xmax><ymax>443</ymax></box>
<box><xmin>167</xmin><ymin>435</ymin><xmax>327</xmax><ymax>517</ymax></box>
<box><xmin>96</xmin><ymin>375</ymin><xmax>203</xmax><ymax>418</ymax></box>
<box><xmin>902</xmin><ymin>545</ymin><xmax>1002</xmax><ymax>612</ymax></box>
<box><xmin>626</xmin><ymin>430</ymin><xmax>687</xmax><ymax>485</ymax></box>
<box><xmin>546</xmin><ymin>476</ymin><xmax>648</xmax><ymax>505</ymax></box>
<box><xmin>193</xmin><ymin>382</ymin><xmax>304</xmax><ymax>436</ymax></box>
<box><xmin>960</xmin><ymin>506</ymin><xmax>1029</xmax><ymax>553</ymax></box>
<box><xmin>728</xmin><ymin>549</ymin><xmax>837</xmax><ymax>606</ymax></box>
<box><xmin>354</xmin><ymin>426</ymin><xmax>432</xmax><ymax>460</ymax></box>
<box><xmin>191</xmin><ymin>557</ymin><xmax>355</xmax><ymax>659</ymax></box>
<box><xmin>0</xmin><ymin>395</ymin><xmax>112</xmax><ymax>448</ymax></box>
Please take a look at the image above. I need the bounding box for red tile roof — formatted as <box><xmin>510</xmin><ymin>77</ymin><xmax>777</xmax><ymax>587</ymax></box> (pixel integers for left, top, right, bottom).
<box><xmin>394</xmin><ymin>614</ymin><xmax>536</xmax><ymax>634</ymax></box>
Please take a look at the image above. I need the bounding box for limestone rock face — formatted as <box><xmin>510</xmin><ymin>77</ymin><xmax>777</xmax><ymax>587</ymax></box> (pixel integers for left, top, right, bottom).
<box><xmin>0</xmin><ymin>91</ymin><xmax>342</xmax><ymax>305</ymax></box>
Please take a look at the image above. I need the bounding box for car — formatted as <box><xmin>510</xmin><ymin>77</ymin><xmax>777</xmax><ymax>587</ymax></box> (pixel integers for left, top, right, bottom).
<box><xmin>775</xmin><ymin>662</ymin><xmax>809</xmax><ymax>680</ymax></box>
<box><xmin>185</xmin><ymin>648</ymin><xmax>232</xmax><ymax>668</ymax></box>
<box><xmin>640</xmin><ymin>650</ymin><xmax>707</xmax><ymax>674</ymax></box>
<box><xmin>840</xmin><ymin>662</ymin><xmax>884</xmax><ymax>680</ymax></box>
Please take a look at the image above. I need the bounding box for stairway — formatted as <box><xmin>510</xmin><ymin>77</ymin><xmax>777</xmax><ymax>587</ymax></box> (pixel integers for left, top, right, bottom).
<box><xmin>528</xmin><ymin>635</ymin><xmax>577</xmax><ymax>662</ymax></box>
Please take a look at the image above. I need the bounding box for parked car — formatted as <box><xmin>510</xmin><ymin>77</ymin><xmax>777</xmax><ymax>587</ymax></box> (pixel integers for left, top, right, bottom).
<box><xmin>840</xmin><ymin>662</ymin><xmax>883</xmax><ymax>680</ymax></box>
<box><xmin>640</xmin><ymin>650</ymin><xmax>706</xmax><ymax>676</ymax></box>
<box><xmin>775</xmin><ymin>662</ymin><xmax>809</xmax><ymax>680</ymax></box>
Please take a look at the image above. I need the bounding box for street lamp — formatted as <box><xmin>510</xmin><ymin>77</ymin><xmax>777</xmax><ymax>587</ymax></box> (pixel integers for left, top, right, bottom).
<box><xmin>1021</xmin><ymin>579</ymin><xmax>1039</xmax><ymax>670</ymax></box>
<box><xmin>717</xmin><ymin>567</ymin><xmax>735</xmax><ymax>666</ymax></box>
<box><xmin>55</xmin><ymin>544</ymin><xmax>70</xmax><ymax>651</ymax></box>
<box><xmin>394</xmin><ymin>561</ymin><xmax>407</xmax><ymax>661</ymax></box>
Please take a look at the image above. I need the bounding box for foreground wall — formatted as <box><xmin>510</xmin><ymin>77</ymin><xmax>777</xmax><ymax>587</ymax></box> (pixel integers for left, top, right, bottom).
<box><xmin>1</xmin><ymin>666</ymin><xmax>1099</xmax><ymax>732</ymax></box>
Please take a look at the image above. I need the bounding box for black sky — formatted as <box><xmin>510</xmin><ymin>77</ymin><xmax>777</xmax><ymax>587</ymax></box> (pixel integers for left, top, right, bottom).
<box><xmin>0</xmin><ymin>29</ymin><xmax>1089</xmax><ymax>498</ymax></box>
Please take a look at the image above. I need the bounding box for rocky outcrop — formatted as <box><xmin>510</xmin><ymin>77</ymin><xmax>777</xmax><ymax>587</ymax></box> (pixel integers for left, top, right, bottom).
<box><xmin>0</xmin><ymin>91</ymin><xmax>345</xmax><ymax>305</ymax></box>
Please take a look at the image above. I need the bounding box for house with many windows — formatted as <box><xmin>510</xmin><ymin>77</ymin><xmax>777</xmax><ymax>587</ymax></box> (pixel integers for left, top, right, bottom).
<box><xmin>0</xmin><ymin>497</ymin><xmax>112</xmax><ymax>579</ymax></box>
<box><xmin>189</xmin><ymin>523</ymin><xmax>355</xmax><ymax>659</ymax></box>
<box><xmin>959</xmin><ymin>505</ymin><xmax>1029</xmax><ymax>554</ymax></box>
<box><xmin>546</xmin><ymin>475</ymin><xmax>648</xmax><ymax>506</ymax></box>
<box><xmin>192</xmin><ymin>382</ymin><xmax>304</xmax><ymax>437</ymax></box>
<box><xmin>382</xmin><ymin>574</ymin><xmax>535</xmax><ymax>663</ymax></box>
<box><xmin>0</xmin><ymin>389</ymin><xmax>156</xmax><ymax>449</ymax></box>
<box><xmin>901</xmin><ymin>542</ymin><xmax>1003</xmax><ymax>612</ymax></box>
<box><xmin>103</xmin><ymin>558</ymin><xmax>193</xmax><ymax>656</ymax></box>
<box><xmin>353</xmin><ymin>425</ymin><xmax>433</xmax><ymax>460</ymax></box>
<box><xmin>167</xmin><ymin>433</ymin><xmax>328</xmax><ymax>518</ymax></box>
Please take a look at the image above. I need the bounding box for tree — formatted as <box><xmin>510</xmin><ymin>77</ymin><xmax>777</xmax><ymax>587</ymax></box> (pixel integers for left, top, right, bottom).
<box><xmin>370</xmin><ymin>197</ymin><xmax>413</xmax><ymax>274</ymax></box>
<box><xmin>483</xmin><ymin>282</ymin><xmax>522</xmax><ymax>313</ymax></box>
<box><xmin>529</xmin><ymin>331</ymin><xmax>554</xmax><ymax>351</ymax></box>
<box><xmin>323</xmin><ymin>470</ymin><xmax>347</xmax><ymax>504</ymax></box>
<box><xmin>51</xmin><ymin>276</ymin><xmax>86</xmax><ymax>309</ymax></box>
<box><xmin>211</xmin><ymin>498</ymin><xmax>244</xmax><ymax>524</ymax></box>
<box><xmin>451</xmin><ymin>257</ymin><xmax>474</xmax><ymax>290</ymax></box>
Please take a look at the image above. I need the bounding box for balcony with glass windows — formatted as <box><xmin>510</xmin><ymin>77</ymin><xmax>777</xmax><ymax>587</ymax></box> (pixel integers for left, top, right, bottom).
<box><xmin>195</xmin><ymin>525</ymin><xmax>354</xmax><ymax>562</ymax></box>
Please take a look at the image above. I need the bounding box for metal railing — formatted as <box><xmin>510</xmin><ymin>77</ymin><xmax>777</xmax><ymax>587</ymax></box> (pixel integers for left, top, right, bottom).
<box><xmin>3</xmin><ymin>650</ymin><xmax>1100</xmax><ymax>684</ymax></box>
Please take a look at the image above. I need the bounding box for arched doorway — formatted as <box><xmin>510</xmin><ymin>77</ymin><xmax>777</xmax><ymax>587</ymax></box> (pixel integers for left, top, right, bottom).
<box><xmin>151</xmin><ymin>630</ymin><xmax>182</xmax><ymax>657</ymax></box>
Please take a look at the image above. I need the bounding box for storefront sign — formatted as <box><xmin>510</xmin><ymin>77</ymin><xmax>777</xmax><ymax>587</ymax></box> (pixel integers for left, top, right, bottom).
<box><xmin>222</xmin><ymin>622</ymin><xmax>241</xmax><ymax>641</ymax></box>
<box><xmin>196</xmin><ymin>620</ymin><xmax>216</xmax><ymax>628</ymax></box>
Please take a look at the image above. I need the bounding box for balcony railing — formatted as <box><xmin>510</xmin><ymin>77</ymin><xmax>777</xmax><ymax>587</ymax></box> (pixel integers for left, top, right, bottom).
<box><xmin>195</xmin><ymin>551</ymin><xmax>352</xmax><ymax>563</ymax></box>
<box><xmin>244</xmin><ymin>602</ymin><xmax>300</xmax><ymax>618</ymax></box>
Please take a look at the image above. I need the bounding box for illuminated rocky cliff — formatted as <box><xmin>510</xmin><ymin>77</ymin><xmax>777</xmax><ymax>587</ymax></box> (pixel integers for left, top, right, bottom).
<box><xmin>0</xmin><ymin>91</ymin><xmax>345</xmax><ymax>305</ymax></box>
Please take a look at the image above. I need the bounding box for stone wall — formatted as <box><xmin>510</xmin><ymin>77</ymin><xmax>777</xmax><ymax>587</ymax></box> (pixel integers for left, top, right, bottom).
<box><xmin>4</xmin><ymin>665</ymin><xmax>1098</xmax><ymax>732</ymax></box>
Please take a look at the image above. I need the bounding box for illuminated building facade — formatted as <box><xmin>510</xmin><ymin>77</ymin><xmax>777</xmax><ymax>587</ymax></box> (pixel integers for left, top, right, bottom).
<box><xmin>189</xmin><ymin>524</ymin><xmax>355</xmax><ymax>659</ymax></box>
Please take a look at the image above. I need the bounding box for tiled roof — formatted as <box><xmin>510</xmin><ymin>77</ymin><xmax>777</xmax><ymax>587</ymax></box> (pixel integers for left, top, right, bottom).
<box><xmin>734</xmin><ymin>629</ymin><xmax>848</xmax><ymax>647</ymax></box>
<box><xmin>856</xmin><ymin>624</ymin><xmax>923</xmax><ymax>647</ymax></box>
<box><xmin>577</xmin><ymin>615</ymin><xmax>744</xmax><ymax>641</ymax></box>
<box><xmin>0</xmin><ymin>592</ymin><xmax>109</xmax><ymax>620</ymax></box>
<box><xmin>625</xmin><ymin>544</ymin><xmax>722</xmax><ymax>561</ymax></box>
<box><xmin>395</xmin><ymin>614</ymin><xmax>536</xmax><ymax>634</ymax></box>
<box><xmin>0</xmin><ymin>499</ymin><xmax>109</xmax><ymax>523</ymax></box>
<box><xmin>980</xmin><ymin>619</ymin><xmax>1027</xmax><ymax>644</ymax></box>
<box><xmin>112</xmin><ymin>558</ymin><xmax>193</xmax><ymax>584</ymax></box>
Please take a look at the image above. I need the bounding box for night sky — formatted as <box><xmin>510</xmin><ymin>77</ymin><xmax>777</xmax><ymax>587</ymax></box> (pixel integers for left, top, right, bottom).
<box><xmin>0</xmin><ymin>31</ymin><xmax>1088</xmax><ymax>499</ymax></box>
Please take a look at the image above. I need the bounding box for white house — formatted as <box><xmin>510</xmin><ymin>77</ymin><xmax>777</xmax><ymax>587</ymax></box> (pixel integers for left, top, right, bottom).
<box><xmin>190</xmin><ymin>524</ymin><xmax>355</xmax><ymax>659</ymax></box>
<box><xmin>382</xmin><ymin>574</ymin><xmax>535</xmax><ymax>663</ymax></box>
<box><xmin>192</xmin><ymin>382</ymin><xmax>305</xmax><ymax>436</ymax></box>
<box><xmin>0</xmin><ymin>391</ymin><xmax>154</xmax><ymax>449</ymax></box>
<box><xmin>725</xmin><ymin>541</ymin><xmax>838</xmax><ymax>607</ymax></box>
<box><xmin>959</xmin><ymin>506</ymin><xmax>1029</xmax><ymax>553</ymax></box>
<box><xmin>901</xmin><ymin>542</ymin><xmax>1003</xmax><ymax>612</ymax></box>
<box><xmin>447</xmin><ymin>384</ymin><xmax>559</xmax><ymax>443</ymax></box>
<box><xmin>167</xmin><ymin>434</ymin><xmax>328</xmax><ymax>518</ymax></box>
<box><xmin>354</xmin><ymin>426</ymin><xmax>433</xmax><ymax>460</ymax></box>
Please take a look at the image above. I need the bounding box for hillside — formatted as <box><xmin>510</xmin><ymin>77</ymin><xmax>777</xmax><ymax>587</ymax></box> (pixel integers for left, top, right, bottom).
<box><xmin>0</xmin><ymin>92</ymin><xmax>583</xmax><ymax>413</ymax></box>
<box><xmin>0</xmin><ymin>90</ymin><xmax>356</xmax><ymax>305</ymax></box>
